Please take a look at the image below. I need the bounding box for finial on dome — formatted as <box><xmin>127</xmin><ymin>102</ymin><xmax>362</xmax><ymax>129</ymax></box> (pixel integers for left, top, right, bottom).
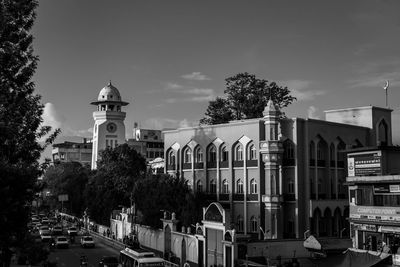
<box><xmin>108</xmin><ymin>80</ymin><xmax>112</xmax><ymax>86</ymax></box>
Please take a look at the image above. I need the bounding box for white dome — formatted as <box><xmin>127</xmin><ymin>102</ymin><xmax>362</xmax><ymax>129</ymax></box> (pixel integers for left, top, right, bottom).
<box><xmin>97</xmin><ymin>82</ymin><xmax>121</xmax><ymax>101</ymax></box>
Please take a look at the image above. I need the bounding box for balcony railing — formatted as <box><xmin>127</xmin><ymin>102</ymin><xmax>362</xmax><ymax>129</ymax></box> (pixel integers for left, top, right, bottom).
<box><xmin>220</xmin><ymin>161</ymin><xmax>229</xmax><ymax>168</ymax></box>
<box><xmin>233</xmin><ymin>161</ymin><xmax>244</xmax><ymax>167</ymax></box>
<box><xmin>182</xmin><ymin>163</ymin><xmax>191</xmax><ymax>169</ymax></box>
<box><xmin>233</xmin><ymin>194</ymin><xmax>244</xmax><ymax>201</ymax></box>
<box><xmin>283</xmin><ymin>158</ymin><xmax>295</xmax><ymax>166</ymax></box>
<box><xmin>247</xmin><ymin>194</ymin><xmax>258</xmax><ymax>201</ymax></box>
<box><xmin>219</xmin><ymin>194</ymin><xmax>229</xmax><ymax>201</ymax></box>
<box><xmin>207</xmin><ymin>161</ymin><xmax>217</xmax><ymax>168</ymax></box>
<box><xmin>194</xmin><ymin>162</ymin><xmax>203</xmax><ymax>169</ymax></box>
<box><xmin>246</xmin><ymin>160</ymin><xmax>258</xmax><ymax>167</ymax></box>
<box><xmin>167</xmin><ymin>164</ymin><xmax>175</xmax><ymax>170</ymax></box>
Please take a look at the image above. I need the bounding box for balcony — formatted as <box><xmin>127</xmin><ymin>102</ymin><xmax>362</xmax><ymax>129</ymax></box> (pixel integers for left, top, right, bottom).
<box><xmin>219</xmin><ymin>194</ymin><xmax>229</xmax><ymax>201</ymax></box>
<box><xmin>194</xmin><ymin>162</ymin><xmax>203</xmax><ymax>169</ymax></box>
<box><xmin>262</xmin><ymin>194</ymin><xmax>283</xmax><ymax>204</ymax></box>
<box><xmin>317</xmin><ymin>160</ymin><xmax>326</xmax><ymax>167</ymax></box>
<box><xmin>182</xmin><ymin>163</ymin><xmax>191</xmax><ymax>170</ymax></box>
<box><xmin>233</xmin><ymin>161</ymin><xmax>244</xmax><ymax>167</ymax></box>
<box><xmin>233</xmin><ymin>194</ymin><xmax>244</xmax><ymax>201</ymax></box>
<box><xmin>219</xmin><ymin>161</ymin><xmax>229</xmax><ymax>168</ymax></box>
<box><xmin>247</xmin><ymin>194</ymin><xmax>258</xmax><ymax>201</ymax></box>
<box><xmin>246</xmin><ymin>160</ymin><xmax>258</xmax><ymax>167</ymax></box>
<box><xmin>284</xmin><ymin>194</ymin><xmax>296</xmax><ymax>201</ymax></box>
<box><xmin>166</xmin><ymin>164</ymin><xmax>175</xmax><ymax>171</ymax></box>
<box><xmin>207</xmin><ymin>161</ymin><xmax>217</xmax><ymax>168</ymax></box>
<box><xmin>283</xmin><ymin>158</ymin><xmax>295</xmax><ymax>166</ymax></box>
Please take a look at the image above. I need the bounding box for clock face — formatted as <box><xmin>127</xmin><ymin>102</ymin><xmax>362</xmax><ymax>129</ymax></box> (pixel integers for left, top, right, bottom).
<box><xmin>107</xmin><ymin>122</ymin><xmax>117</xmax><ymax>133</ymax></box>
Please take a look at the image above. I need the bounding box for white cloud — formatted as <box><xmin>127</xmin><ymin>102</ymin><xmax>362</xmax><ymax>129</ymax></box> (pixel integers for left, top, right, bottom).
<box><xmin>163</xmin><ymin>81</ymin><xmax>215</xmax><ymax>103</ymax></box>
<box><xmin>307</xmin><ymin>106</ymin><xmax>320</xmax><ymax>119</ymax></box>
<box><xmin>143</xmin><ymin>117</ymin><xmax>196</xmax><ymax>130</ymax></box>
<box><xmin>41</xmin><ymin>102</ymin><xmax>92</xmax><ymax>139</ymax></box>
<box><xmin>181</xmin><ymin>72</ymin><xmax>210</xmax><ymax>81</ymax></box>
<box><xmin>165</xmin><ymin>82</ymin><xmax>184</xmax><ymax>91</ymax></box>
<box><xmin>281</xmin><ymin>80</ymin><xmax>326</xmax><ymax>101</ymax></box>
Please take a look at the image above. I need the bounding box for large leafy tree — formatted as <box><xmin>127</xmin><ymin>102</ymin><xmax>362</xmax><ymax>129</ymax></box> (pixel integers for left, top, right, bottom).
<box><xmin>0</xmin><ymin>0</ymin><xmax>59</xmax><ymax>265</ymax></box>
<box><xmin>43</xmin><ymin>162</ymin><xmax>90</xmax><ymax>216</ymax></box>
<box><xmin>133</xmin><ymin>174</ymin><xmax>209</xmax><ymax>229</ymax></box>
<box><xmin>200</xmin><ymin>72</ymin><xmax>296</xmax><ymax>124</ymax></box>
<box><xmin>84</xmin><ymin>144</ymin><xmax>146</xmax><ymax>225</ymax></box>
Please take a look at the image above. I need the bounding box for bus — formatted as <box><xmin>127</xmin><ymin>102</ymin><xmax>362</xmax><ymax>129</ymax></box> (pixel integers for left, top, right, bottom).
<box><xmin>119</xmin><ymin>247</ymin><xmax>165</xmax><ymax>267</ymax></box>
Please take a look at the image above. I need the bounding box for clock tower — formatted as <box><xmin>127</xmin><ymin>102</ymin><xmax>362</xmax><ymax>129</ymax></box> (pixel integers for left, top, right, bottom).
<box><xmin>91</xmin><ymin>82</ymin><xmax>129</xmax><ymax>169</ymax></box>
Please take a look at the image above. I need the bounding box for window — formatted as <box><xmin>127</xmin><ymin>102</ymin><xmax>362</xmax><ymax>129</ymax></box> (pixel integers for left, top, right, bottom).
<box><xmin>237</xmin><ymin>216</ymin><xmax>244</xmax><ymax>232</ymax></box>
<box><xmin>115</xmin><ymin>139</ymin><xmax>118</xmax><ymax>147</ymax></box>
<box><xmin>106</xmin><ymin>139</ymin><xmax>109</xmax><ymax>148</ymax></box>
<box><xmin>210</xmin><ymin>180</ymin><xmax>216</xmax><ymax>194</ymax></box>
<box><xmin>195</xmin><ymin>147</ymin><xmax>203</xmax><ymax>163</ymax></box>
<box><xmin>271</xmin><ymin>174</ymin><xmax>276</xmax><ymax>195</ymax></box>
<box><xmin>250</xmin><ymin>179</ymin><xmax>257</xmax><ymax>194</ymax></box>
<box><xmin>221</xmin><ymin>146</ymin><xmax>228</xmax><ymax>161</ymax></box>
<box><xmin>197</xmin><ymin>181</ymin><xmax>203</xmax><ymax>193</ymax></box>
<box><xmin>60</xmin><ymin>153</ymin><xmax>65</xmax><ymax>160</ymax></box>
<box><xmin>236</xmin><ymin>180</ymin><xmax>244</xmax><ymax>194</ymax></box>
<box><xmin>249</xmin><ymin>144</ymin><xmax>257</xmax><ymax>160</ymax></box>
<box><xmin>288</xmin><ymin>179</ymin><xmax>295</xmax><ymax>194</ymax></box>
<box><xmin>235</xmin><ymin>145</ymin><xmax>243</xmax><ymax>161</ymax></box>
<box><xmin>317</xmin><ymin>143</ymin><xmax>324</xmax><ymax>160</ymax></box>
<box><xmin>108</xmin><ymin>105</ymin><xmax>114</xmax><ymax>111</ymax></box>
<box><xmin>208</xmin><ymin>146</ymin><xmax>217</xmax><ymax>162</ymax></box>
<box><xmin>222</xmin><ymin>180</ymin><xmax>229</xmax><ymax>194</ymax></box>
<box><xmin>101</xmin><ymin>105</ymin><xmax>106</xmax><ymax>111</ymax></box>
<box><xmin>184</xmin><ymin>147</ymin><xmax>192</xmax><ymax>163</ymax></box>
<box><xmin>318</xmin><ymin>179</ymin><xmax>322</xmax><ymax>193</ymax></box>
<box><xmin>116</xmin><ymin>106</ymin><xmax>121</xmax><ymax>111</ymax></box>
<box><xmin>168</xmin><ymin>151</ymin><xmax>175</xmax><ymax>165</ymax></box>
<box><xmin>285</xmin><ymin>141</ymin><xmax>294</xmax><ymax>159</ymax></box>
<box><xmin>250</xmin><ymin>216</ymin><xmax>258</xmax><ymax>232</ymax></box>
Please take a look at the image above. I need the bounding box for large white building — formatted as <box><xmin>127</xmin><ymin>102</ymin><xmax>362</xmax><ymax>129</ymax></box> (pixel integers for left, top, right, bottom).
<box><xmin>91</xmin><ymin>82</ymin><xmax>129</xmax><ymax>169</ymax></box>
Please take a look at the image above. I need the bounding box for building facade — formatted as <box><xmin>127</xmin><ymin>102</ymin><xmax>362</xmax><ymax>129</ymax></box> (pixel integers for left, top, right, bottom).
<box><xmin>52</xmin><ymin>138</ymin><xmax>92</xmax><ymax>166</ymax></box>
<box><xmin>163</xmin><ymin>102</ymin><xmax>392</xmax><ymax>243</ymax></box>
<box><xmin>127</xmin><ymin>126</ymin><xmax>164</xmax><ymax>162</ymax></box>
<box><xmin>346</xmin><ymin>146</ymin><xmax>400</xmax><ymax>256</ymax></box>
<box><xmin>91</xmin><ymin>82</ymin><xmax>129</xmax><ymax>169</ymax></box>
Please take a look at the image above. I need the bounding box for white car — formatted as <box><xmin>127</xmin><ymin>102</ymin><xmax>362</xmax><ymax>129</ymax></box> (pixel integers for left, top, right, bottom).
<box><xmin>80</xmin><ymin>235</ymin><xmax>95</xmax><ymax>248</ymax></box>
<box><xmin>67</xmin><ymin>227</ymin><xmax>78</xmax><ymax>236</ymax></box>
<box><xmin>40</xmin><ymin>230</ymin><xmax>52</xmax><ymax>242</ymax></box>
<box><xmin>55</xmin><ymin>236</ymin><xmax>69</xmax><ymax>248</ymax></box>
<box><xmin>39</xmin><ymin>225</ymin><xmax>50</xmax><ymax>235</ymax></box>
<box><xmin>52</xmin><ymin>225</ymin><xmax>63</xmax><ymax>235</ymax></box>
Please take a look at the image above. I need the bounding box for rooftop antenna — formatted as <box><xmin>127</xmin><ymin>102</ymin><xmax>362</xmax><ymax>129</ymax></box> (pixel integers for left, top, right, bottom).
<box><xmin>383</xmin><ymin>80</ymin><xmax>389</xmax><ymax>107</ymax></box>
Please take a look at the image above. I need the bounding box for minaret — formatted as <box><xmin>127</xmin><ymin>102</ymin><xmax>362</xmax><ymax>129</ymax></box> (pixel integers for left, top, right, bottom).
<box><xmin>90</xmin><ymin>82</ymin><xmax>129</xmax><ymax>169</ymax></box>
<box><xmin>259</xmin><ymin>98</ymin><xmax>284</xmax><ymax>239</ymax></box>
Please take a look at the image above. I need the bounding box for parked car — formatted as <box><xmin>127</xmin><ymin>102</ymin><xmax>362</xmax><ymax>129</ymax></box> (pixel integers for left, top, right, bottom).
<box><xmin>55</xmin><ymin>236</ymin><xmax>69</xmax><ymax>248</ymax></box>
<box><xmin>80</xmin><ymin>236</ymin><xmax>95</xmax><ymax>248</ymax></box>
<box><xmin>39</xmin><ymin>225</ymin><xmax>50</xmax><ymax>235</ymax></box>
<box><xmin>98</xmin><ymin>256</ymin><xmax>119</xmax><ymax>267</ymax></box>
<box><xmin>40</xmin><ymin>230</ymin><xmax>52</xmax><ymax>242</ymax></box>
<box><xmin>67</xmin><ymin>227</ymin><xmax>78</xmax><ymax>236</ymax></box>
<box><xmin>41</xmin><ymin>217</ymin><xmax>50</xmax><ymax>225</ymax></box>
<box><xmin>52</xmin><ymin>225</ymin><xmax>63</xmax><ymax>235</ymax></box>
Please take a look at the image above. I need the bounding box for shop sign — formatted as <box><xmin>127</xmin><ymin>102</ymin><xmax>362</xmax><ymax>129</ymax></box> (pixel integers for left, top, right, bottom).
<box><xmin>378</xmin><ymin>226</ymin><xmax>400</xmax><ymax>233</ymax></box>
<box><xmin>347</xmin><ymin>151</ymin><xmax>381</xmax><ymax>177</ymax></box>
<box><xmin>374</xmin><ymin>184</ymin><xmax>400</xmax><ymax>194</ymax></box>
<box><xmin>350</xmin><ymin>205</ymin><xmax>400</xmax><ymax>221</ymax></box>
<box><xmin>391</xmin><ymin>185</ymin><xmax>400</xmax><ymax>193</ymax></box>
<box><xmin>353</xmin><ymin>223</ymin><xmax>376</xmax><ymax>231</ymax></box>
<box><xmin>393</xmin><ymin>254</ymin><xmax>400</xmax><ymax>266</ymax></box>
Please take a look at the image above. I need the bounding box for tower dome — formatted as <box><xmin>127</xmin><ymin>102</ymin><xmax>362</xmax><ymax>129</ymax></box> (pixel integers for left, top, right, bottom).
<box><xmin>98</xmin><ymin>81</ymin><xmax>121</xmax><ymax>101</ymax></box>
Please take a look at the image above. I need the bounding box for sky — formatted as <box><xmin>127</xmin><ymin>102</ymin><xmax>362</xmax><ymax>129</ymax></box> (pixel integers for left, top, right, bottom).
<box><xmin>33</xmin><ymin>0</ymin><xmax>400</xmax><ymax>159</ymax></box>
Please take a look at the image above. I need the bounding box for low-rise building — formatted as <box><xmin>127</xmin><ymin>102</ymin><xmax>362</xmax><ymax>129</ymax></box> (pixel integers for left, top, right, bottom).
<box><xmin>52</xmin><ymin>138</ymin><xmax>92</xmax><ymax>166</ymax></box>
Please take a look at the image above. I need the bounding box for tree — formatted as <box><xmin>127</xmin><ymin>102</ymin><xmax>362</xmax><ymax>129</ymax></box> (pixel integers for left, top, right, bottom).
<box><xmin>0</xmin><ymin>0</ymin><xmax>59</xmax><ymax>265</ymax></box>
<box><xmin>133</xmin><ymin>174</ymin><xmax>208</xmax><ymax>229</ymax></box>
<box><xmin>84</xmin><ymin>144</ymin><xmax>146</xmax><ymax>225</ymax></box>
<box><xmin>43</xmin><ymin>162</ymin><xmax>90</xmax><ymax>216</ymax></box>
<box><xmin>200</xmin><ymin>72</ymin><xmax>296</xmax><ymax>124</ymax></box>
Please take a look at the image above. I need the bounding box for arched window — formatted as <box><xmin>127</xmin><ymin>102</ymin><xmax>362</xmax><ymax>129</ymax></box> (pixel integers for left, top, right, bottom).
<box><xmin>210</xmin><ymin>180</ymin><xmax>216</xmax><ymax>194</ymax></box>
<box><xmin>222</xmin><ymin>179</ymin><xmax>229</xmax><ymax>194</ymax></box>
<box><xmin>237</xmin><ymin>216</ymin><xmax>244</xmax><ymax>232</ymax></box>
<box><xmin>249</xmin><ymin>144</ymin><xmax>257</xmax><ymax>160</ymax></box>
<box><xmin>271</xmin><ymin>174</ymin><xmax>276</xmax><ymax>195</ymax></box>
<box><xmin>208</xmin><ymin>145</ymin><xmax>216</xmax><ymax>162</ymax></box>
<box><xmin>250</xmin><ymin>216</ymin><xmax>258</xmax><ymax>232</ymax></box>
<box><xmin>221</xmin><ymin>146</ymin><xmax>228</xmax><ymax>161</ymax></box>
<box><xmin>184</xmin><ymin>147</ymin><xmax>192</xmax><ymax>163</ymax></box>
<box><xmin>288</xmin><ymin>179</ymin><xmax>294</xmax><ymax>194</ymax></box>
<box><xmin>236</xmin><ymin>179</ymin><xmax>244</xmax><ymax>194</ymax></box>
<box><xmin>378</xmin><ymin>119</ymin><xmax>388</xmax><ymax>145</ymax></box>
<box><xmin>235</xmin><ymin>144</ymin><xmax>243</xmax><ymax>161</ymax></box>
<box><xmin>317</xmin><ymin>143</ymin><xmax>324</xmax><ymax>160</ymax></box>
<box><xmin>197</xmin><ymin>180</ymin><xmax>203</xmax><ymax>193</ymax></box>
<box><xmin>309</xmin><ymin>141</ymin><xmax>315</xmax><ymax>161</ymax></box>
<box><xmin>284</xmin><ymin>140</ymin><xmax>294</xmax><ymax>159</ymax></box>
<box><xmin>168</xmin><ymin>150</ymin><xmax>175</xmax><ymax>165</ymax></box>
<box><xmin>195</xmin><ymin>147</ymin><xmax>203</xmax><ymax>163</ymax></box>
<box><xmin>250</xmin><ymin>179</ymin><xmax>257</xmax><ymax>194</ymax></box>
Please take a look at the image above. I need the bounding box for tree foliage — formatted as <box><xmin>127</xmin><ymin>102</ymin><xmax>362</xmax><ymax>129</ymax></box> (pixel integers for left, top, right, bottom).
<box><xmin>43</xmin><ymin>162</ymin><xmax>90</xmax><ymax>216</ymax></box>
<box><xmin>84</xmin><ymin>144</ymin><xmax>146</xmax><ymax>225</ymax></box>
<box><xmin>200</xmin><ymin>72</ymin><xmax>296</xmax><ymax>124</ymax></box>
<box><xmin>0</xmin><ymin>0</ymin><xmax>59</xmax><ymax>263</ymax></box>
<box><xmin>133</xmin><ymin>174</ymin><xmax>208</xmax><ymax>229</ymax></box>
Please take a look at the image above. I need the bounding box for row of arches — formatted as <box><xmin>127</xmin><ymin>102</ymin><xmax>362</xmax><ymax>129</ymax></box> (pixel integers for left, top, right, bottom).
<box><xmin>196</xmin><ymin>178</ymin><xmax>258</xmax><ymax>194</ymax></box>
<box><xmin>310</xmin><ymin>207</ymin><xmax>349</xmax><ymax>237</ymax></box>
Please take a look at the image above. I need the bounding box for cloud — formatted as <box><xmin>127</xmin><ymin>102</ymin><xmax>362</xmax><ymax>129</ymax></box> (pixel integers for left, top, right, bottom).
<box><xmin>307</xmin><ymin>106</ymin><xmax>320</xmax><ymax>119</ymax></box>
<box><xmin>181</xmin><ymin>72</ymin><xmax>210</xmax><ymax>81</ymax></box>
<box><xmin>282</xmin><ymin>80</ymin><xmax>326</xmax><ymax>101</ymax></box>
<box><xmin>41</xmin><ymin>102</ymin><xmax>93</xmax><ymax>139</ymax></box>
<box><xmin>143</xmin><ymin>117</ymin><xmax>197</xmax><ymax>130</ymax></box>
<box><xmin>165</xmin><ymin>82</ymin><xmax>184</xmax><ymax>91</ymax></box>
<box><xmin>163</xmin><ymin>81</ymin><xmax>215</xmax><ymax>103</ymax></box>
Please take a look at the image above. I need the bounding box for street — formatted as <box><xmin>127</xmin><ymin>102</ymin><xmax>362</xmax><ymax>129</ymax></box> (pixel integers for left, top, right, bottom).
<box><xmin>47</xmin><ymin>237</ymin><xmax>119</xmax><ymax>267</ymax></box>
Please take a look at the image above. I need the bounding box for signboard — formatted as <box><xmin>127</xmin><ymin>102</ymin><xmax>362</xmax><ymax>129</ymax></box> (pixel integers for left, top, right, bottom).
<box><xmin>374</xmin><ymin>184</ymin><xmax>400</xmax><ymax>194</ymax></box>
<box><xmin>58</xmin><ymin>194</ymin><xmax>68</xmax><ymax>202</ymax></box>
<box><xmin>350</xmin><ymin>205</ymin><xmax>400</xmax><ymax>221</ymax></box>
<box><xmin>393</xmin><ymin>254</ymin><xmax>400</xmax><ymax>266</ymax></box>
<box><xmin>348</xmin><ymin>151</ymin><xmax>381</xmax><ymax>177</ymax></box>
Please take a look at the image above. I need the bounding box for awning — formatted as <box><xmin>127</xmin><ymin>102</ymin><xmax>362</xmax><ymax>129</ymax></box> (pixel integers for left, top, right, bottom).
<box><xmin>304</xmin><ymin>235</ymin><xmax>352</xmax><ymax>254</ymax></box>
<box><xmin>330</xmin><ymin>248</ymin><xmax>390</xmax><ymax>267</ymax></box>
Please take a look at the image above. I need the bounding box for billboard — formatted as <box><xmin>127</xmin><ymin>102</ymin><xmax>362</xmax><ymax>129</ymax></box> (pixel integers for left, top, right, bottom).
<box><xmin>350</xmin><ymin>205</ymin><xmax>400</xmax><ymax>221</ymax></box>
<box><xmin>348</xmin><ymin>151</ymin><xmax>382</xmax><ymax>177</ymax></box>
